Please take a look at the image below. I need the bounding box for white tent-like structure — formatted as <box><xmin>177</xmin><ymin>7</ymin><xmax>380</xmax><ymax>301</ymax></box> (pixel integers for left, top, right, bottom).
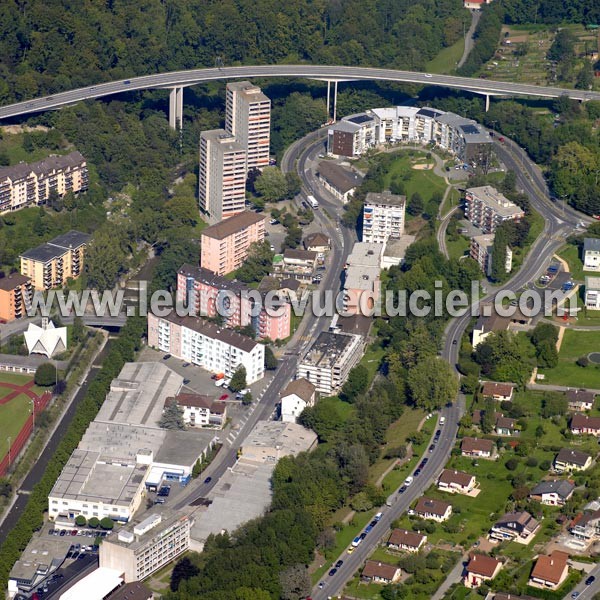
<box><xmin>24</xmin><ymin>319</ymin><xmax>67</xmax><ymax>358</ymax></box>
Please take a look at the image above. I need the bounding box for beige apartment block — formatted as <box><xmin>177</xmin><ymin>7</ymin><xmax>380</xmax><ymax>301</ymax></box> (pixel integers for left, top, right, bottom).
<box><xmin>0</xmin><ymin>151</ymin><xmax>88</xmax><ymax>213</ymax></box>
<box><xmin>225</xmin><ymin>81</ymin><xmax>271</xmax><ymax>172</ymax></box>
<box><xmin>20</xmin><ymin>230</ymin><xmax>91</xmax><ymax>290</ymax></box>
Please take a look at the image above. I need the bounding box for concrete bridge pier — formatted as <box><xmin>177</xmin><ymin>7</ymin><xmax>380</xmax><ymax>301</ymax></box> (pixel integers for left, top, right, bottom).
<box><xmin>169</xmin><ymin>86</ymin><xmax>184</xmax><ymax>130</ymax></box>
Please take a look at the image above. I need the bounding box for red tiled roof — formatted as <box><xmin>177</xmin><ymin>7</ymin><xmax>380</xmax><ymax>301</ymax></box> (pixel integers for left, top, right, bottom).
<box><xmin>438</xmin><ymin>469</ymin><xmax>474</xmax><ymax>488</ymax></box>
<box><xmin>461</xmin><ymin>437</ymin><xmax>494</xmax><ymax>453</ymax></box>
<box><xmin>362</xmin><ymin>560</ymin><xmax>399</xmax><ymax>581</ymax></box>
<box><xmin>415</xmin><ymin>497</ymin><xmax>451</xmax><ymax>517</ymax></box>
<box><xmin>482</xmin><ymin>382</ymin><xmax>514</xmax><ymax>397</ymax></box>
<box><xmin>571</xmin><ymin>414</ymin><xmax>600</xmax><ymax>430</ymax></box>
<box><xmin>530</xmin><ymin>551</ymin><xmax>568</xmax><ymax>585</ymax></box>
<box><xmin>466</xmin><ymin>553</ymin><xmax>501</xmax><ymax>577</ymax></box>
<box><xmin>387</xmin><ymin>528</ymin><xmax>426</xmax><ymax>548</ymax></box>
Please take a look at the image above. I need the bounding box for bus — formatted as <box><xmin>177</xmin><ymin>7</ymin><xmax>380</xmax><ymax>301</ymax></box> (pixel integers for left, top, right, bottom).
<box><xmin>307</xmin><ymin>195</ymin><xmax>319</xmax><ymax>209</ymax></box>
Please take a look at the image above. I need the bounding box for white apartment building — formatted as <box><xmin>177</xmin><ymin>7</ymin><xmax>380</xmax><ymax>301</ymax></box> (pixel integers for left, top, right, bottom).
<box><xmin>100</xmin><ymin>511</ymin><xmax>193</xmax><ymax>582</ymax></box>
<box><xmin>584</xmin><ymin>238</ymin><xmax>600</xmax><ymax>272</ymax></box>
<box><xmin>585</xmin><ymin>276</ymin><xmax>600</xmax><ymax>310</ymax></box>
<box><xmin>148</xmin><ymin>312</ymin><xmax>265</xmax><ymax>384</ymax></box>
<box><xmin>225</xmin><ymin>81</ymin><xmax>271</xmax><ymax>172</ymax></box>
<box><xmin>362</xmin><ymin>191</ymin><xmax>406</xmax><ymax>243</ymax></box>
<box><xmin>198</xmin><ymin>129</ymin><xmax>247</xmax><ymax>224</ymax></box>
<box><xmin>297</xmin><ymin>331</ymin><xmax>364</xmax><ymax>395</ymax></box>
<box><xmin>0</xmin><ymin>151</ymin><xmax>88</xmax><ymax>214</ymax></box>
<box><xmin>464</xmin><ymin>186</ymin><xmax>524</xmax><ymax>234</ymax></box>
<box><xmin>470</xmin><ymin>234</ymin><xmax>513</xmax><ymax>276</ymax></box>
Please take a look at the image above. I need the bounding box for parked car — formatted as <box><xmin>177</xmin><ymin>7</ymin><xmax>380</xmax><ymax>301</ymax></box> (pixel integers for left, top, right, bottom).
<box><xmin>163</xmin><ymin>354</ymin><xmax>171</xmax><ymax>360</ymax></box>
<box><xmin>204</xmin><ymin>476</ymin><xmax>212</xmax><ymax>484</ymax></box>
<box><xmin>328</xmin><ymin>568</ymin><xmax>337</xmax><ymax>576</ymax></box>
<box><xmin>404</xmin><ymin>476</ymin><xmax>414</xmax><ymax>487</ymax></box>
<box><xmin>335</xmin><ymin>560</ymin><xmax>344</xmax><ymax>568</ymax></box>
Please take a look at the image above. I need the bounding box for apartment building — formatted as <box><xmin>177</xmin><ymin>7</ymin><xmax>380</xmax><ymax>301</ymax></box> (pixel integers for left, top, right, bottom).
<box><xmin>225</xmin><ymin>81</ymin><xmax>271</xmax><ymax>173</ymax></box>
<box><xmin>198</xmin><ymin>129</ymin><xmax>247</xmax><ymax>224</ymax></box>
<box><xmin>100</xmin><ymin>511</ymin><xmax>193</xmax><ymax>582</ymax></box>
<box><xmin>585</xmin><ymin>276</ymin><xmax>600</xmax><ymax>310</ymax></box>
<box><xmin>464</xmin><ymin>186</ymin><xmax>524</xmax><ymax>234</ymax></box>
<box><xmin>327</xmin><ymin>106</ymin><xmax>491</xmax><ymax>162</ymax></box>
<box><xmin>0</xmin><ymin>151</ymin><xmax>88</xmax><ymax>214</ymax></box>
<box><xmin>469</xmin><ymin>234</ymin><xmax>513</xmax><ymax>276</ymax></box>
<box><xmin>362</xmin><ymin>191</ymin><xmax>406</xmax><ymax>244</ymax></box>
<box><xmin>297</xmin><ymin>331</ymin><xmax>364</xmax><ymax>395</ymax></box>
<box><xmin>148</xmin><ymin>312</ymin><xmax>265</xmax><ymax>384</ymax></box>
<box><xmin>177</xmin><ymin>263</ymin><xmax>290</xmax><ymax>341</ymax></box>
<box><xmin>584</xmin><ymin>238</ymin><xmax>600</xmax><ymax>272</ymax></box>
<box><xmin>200</xmin><ymin>211</ymin><xmax>266</xmax><ymax>275</ymax></box>
<box><xmin>0</xmin><ymin>273</ymin><xmax>32</xmax><ymax>322</ymax></box>
<box><xmin>20</xmin><ymin>230</ymin><xmax>91</xmax><ymax>290</ymax></box>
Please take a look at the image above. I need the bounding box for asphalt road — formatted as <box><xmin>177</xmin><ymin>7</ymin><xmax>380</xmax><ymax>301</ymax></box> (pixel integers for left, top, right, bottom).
<box><xmin>0</xmin><ymin>340</ymin><xmax>112</xmax><ymax>542</ymax></box>
<box><xmin>458</xmin><ymin>10</ymin><xmax>481</xmax><ymax>69</ymax></box>
<box><xmin>564</xmin><ymin>561</ymin><xmax>600</xmax><ymax>599</ymax></box>
<box><xmin>1</xmin><ymin>65</ymin><xmax>599</xmax><ymax>122</ymax></box>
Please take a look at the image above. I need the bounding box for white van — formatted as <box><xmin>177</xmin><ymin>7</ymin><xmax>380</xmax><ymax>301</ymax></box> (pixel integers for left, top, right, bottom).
<box><xmin>307</xmin><ymin>195</ymin><xmax>319</xmax><ymax>209</ymax></box>
<box><xmin>404</xmin><ymin>476</ymin><xmax>414</xmax><ymax>487</ymax></box>
<box><xmin>440</xmin><ymin>416</ymin><xmax>446</xmax><ymax>425</ymax></box>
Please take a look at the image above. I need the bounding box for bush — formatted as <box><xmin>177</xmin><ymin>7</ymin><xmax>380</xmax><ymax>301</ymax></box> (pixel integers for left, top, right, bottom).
<box><xmin>539</xmin><ymin>460</ymin><xmax>552</xmax><ymax>471</ymax></box>
<box><xmin>526</xmin><ymin>456</ymin><xmax>538</xmax><ymax>467</ymax></box>
<box><xmin>505</xmin><ymin>458</ymin><xmax>519</xmax><ymax>471</ymax></box>
<box><xmin>88</xmin><ymin>517</ymin><xmax>100</xmax><ymax>528</ymax></box>
<box><xmin>75</xmin><ymin>515</ymin><xmax>87</xmax><ymax>527</ymax></box>
<box><xmin>34</xmin><ymin>363</ymin><xmax>57</xmax><ymax>386</ymax></box>
<box><xmin>100</xmin><ymin>517</ymin><xmax>114</xmax><ymax>530</ymax></box>
<box><xmin>577</xmin><ymin>356</ymin><xmax>590</xmax><ymax>367</ymax></box>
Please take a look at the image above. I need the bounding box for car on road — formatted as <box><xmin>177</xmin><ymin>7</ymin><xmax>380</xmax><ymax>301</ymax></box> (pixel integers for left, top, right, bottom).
<box><xmin>328</xmin><ymin>568</ymin><xmax>337</xmax><ymax>576</ymax></box>
<box><xmin>365</xmin><ymin>525</ymin><xmax>373</xmax><ymax>533</ymax></box>
<box><xmin>586</xmin><ymin>576</ymin><xmax>596</xmax><ymax>585</ymax></box>
<box><xmin>424</xmin><ymin>73</ymin><xmax>432</xmax><ymax>77</ymax></box>
<box><xmin>219</xmin><ymin>393</ymin><xmax>229</xmax><ymax>400</ymax></box>
<box><xmin>435</xmin><ymin>429</ymin><xmax>441</xmax><ymax>438</ymax></box>
<box><xmin>335</xmin><ymin>560</ymin><xmax>344</xmax><ymax>568</ymax></box>
<box><xmin>204</xmin><ymin>476</ymin><xmax>212</xmax><ymax>484</ymax></box>
<box><xmin>374</xmin><ymin>512</ymin><xmax>382</xmax><ymax>520</ymax></box>
<box><xmin>369</xmin><ymin>520</ymin><xmax>377</xmax><ymax>528</ymax></box>
<box><xmin>318</xmin><ymin>581</ymin><xmax>325</xmax><ymax>589</ymax></box>
<box><xmin>154</xmin><ymin>497</ymin><xmax>165</xmax><ymax>504</ymax></box>
<box><xmin>124</xmin><ymin>80</ymin><xmax>131</xmax><ymax>84</ymax></box>
<box><xmin>359</xmin><ymin>532</ymin><xmax>367</xmax><ymax>541</ymax></box>
<box><xmin>351</xmin><ymin>535</ymin><xmax>362</xmax><ymax>548</ymax></box>
<box><xmin>59</xmin><ymin>530</ymin><xmax>66</xmax><ymax>536</ymax></box>
<box><xmin>182</xmin><ymin>362</ymin><xmax>190</xmax><ymax>367</ymax></box>
<box><xmin>158</xmin><ymin>485</ymin><xmax>171</xmax><ymax>497</ymax></box>
<box><xmin>347</xmin><ymin>546</ymin><xmax>355</xmax><ymax>554</ymax></box>
<box><xmin>429</xmin><ymin>444</ymin><xmax>435</xmax><ymax>452</ymax></box>
<box><xmin>404</xmin><ymin>476</ymin><xmax>414</xmax><ymax>487</ymax></box>
<box><xmin>398</xmin><ymin>485</ymin><xmax>407</xmax><ymax>494</ymax></box>
<box><xmin>440</xmin><ymin>416</ymin><xmax>446</xmax><ymax>425</ymax></box>
<box><xmin>414</xmin><ymin>468</ymin><xmax>421</xmax><ymax>477</ymax></box>
<box><xmin>572</xmin><ymin>592</ymin><xmax>580</xmax><ymax>598</ymax></box>
<box><xmin>269</xmin><ymin>219</ymin><xmax>279</xmax><ymax>225</ymax></box>
<box><xmin>183</xmin><ymin>379</ymin><xmax>190</xmax><ymax>385</ymax></box>
<box><xmin>163</xmin><ymin>354</ymin><xmax>171</xmax><ymax>360</ymax></box>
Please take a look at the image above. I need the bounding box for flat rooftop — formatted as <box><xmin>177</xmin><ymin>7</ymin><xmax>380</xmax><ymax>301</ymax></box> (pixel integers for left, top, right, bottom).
<box><xmin>154</xmin><ymin>429</ymin><xmax>217</xmax><ymax>468</ymax></box>
<box><xmin>384</xmin><ymin>235</ymin><xmax>416</xmax><ymax>259</ymax></box>
<box><xmin>242</xmin><ymin>421</ymin><xmax>317</xmax><ymax>456</ymax></box>
<box><xmin>467</xmin><ymin>186</ymin><xmax>523</xmax><ymax>217</ymax></box>
<box><xmin>344</xmin><ymin>265</ymin><xmax>380</xmax><ymax>291</ymax></box>
<box><xmin>10</xmin><ymin>535</ymin><xmax>73</xmax><ymax>582</ymax></box>
<box><xmin>347</xmin><ymin>242</ymin><xmax>384</xmax><ymax>268</ymax></box>
<box><xmin>586</xmin><ymin>276</ymin><xmax>600</xmax><ymax>291</ymax></box>
<box><xmin>49</xmin><ymin>449</ymin><xmax>147</xmax><ymax>507</ymax></box>
<box><xmin>227</xmin><ymin>81</ymin><xmax>270</xmax><ymax>104</ymax></box>
<box><xmin>95</xmin><ymin>362</ymin><xmax>182</xmax><ymax>427</ymax></box>
<box><xmin>201</xmin><ymin>210</ymin><xmax>265</xmax><ymax>240</ymax></box>
<box><xmin>200</xmin><ymin>128</ymin><xmax>245</xmax><ymax>152</ymax></box>
<box><xmin>365</xmin><ymin>191</ymin><xmax>406</xmax><ymax>208</ymax></box>
<box><xmin>300</xmin><ymin>331</ymin><xmax>361</xmax><ymax>369</ymax></box>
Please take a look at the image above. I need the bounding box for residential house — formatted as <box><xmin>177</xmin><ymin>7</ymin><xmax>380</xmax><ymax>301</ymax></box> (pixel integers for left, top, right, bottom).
<box><xmin>529</xmin><ymin>479</ymin><xmax>575</xmax><ymax>506</ymax></box>
<box><xmin>529</xmin><ymin>551</ymin><xmax>569</xmax><ymax>590</ymax></box>
<box><xmin>490</xmin><ymin>511</ymin><xmax>540</xmax><ymax>543</ymax></box>
<box><xmin>482</xmin><ymin>381</ymin><xmax>515</xmax><ymax>402</ymax></box>
<box><xmin>495</xmin><ymin>415</ymin><xmax>517</xmax><ymax>436</ymax></box>
<box><xmin>566</xmin><ymin>389</ymin><xmax>596</xmax><ymax>412</ymax></box>
<box><xmin>280</xmin><ymin>248</ymin><xmax>318</xmax><ymax>280</ymax></box>
<box><xmin>585</xmin><ymin>276</ymin><xmax>600</xmax><ymax>310</ymax></box>
<box><xmin>386</xmin><ymin>529</ymin><xmax>427</xmax><ymax>553</ymax></box>
<box><xmin>164</xmin><ymin>393</ymin><xmax>227</xmax><ymax>429</ymax></box>
<box><xmin>316</xmin><ymin>161</ymin><xmax>363</xmax><ymax>203</ymax></box>
<box><xmin>361</xmin><ymin>561</ymin><xmax>401</xmax><ymax>584</ymax></box>
<box><xmin>437</xmin><ymin>469</ymin><xmax>477</xmax><ymax>495</ymax></box>
<box><xmin>414</xmin><ymin>497</ymin><xmax>452</xmax><ymax>522</ymax></box>
<box><xmin>303</xmin><ymin>232</ymin><xmax>331</xmax><ymax>253</ymax></box>
<box><xmin>554</xmin><ymin>448</ymin><xmax>592</xmax><ymax>473</ymax></box>
<box><xmin>571</xmin><ymin>414</ymin><xmax>600</xmax><ymax>436</ymax></box>
<box><xmin>471</xmin><ymin>306</ymin><xmax>531</xmax><ymax>347</ymax></box>
<box><xmin>583</xmin><ymin>238</ymin><xmax>600</xmax><ymax>272</ymax></box>
<box><xmin>461</xmin><ymin>437</ymin><xmax>495</xmax><ymax>459</ymax></box>
<box><xmin>280</xmin><ymin>378</ymin><xmax>317</xmax><ymax>423</ymax></box>
<box><xmin>569</xmin><ymin>509</ymin><xmax>600</xmax><ymax>541</ymax></box>
<box><xmin>464</xmin><ymin>554</ymin><xmax>502</xmax><ymax>588</ymax></box>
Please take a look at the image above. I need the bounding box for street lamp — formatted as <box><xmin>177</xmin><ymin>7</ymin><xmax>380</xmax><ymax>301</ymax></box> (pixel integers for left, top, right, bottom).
<box><xmin>30</xmin><ymin>398</ymin><xmax>35</xmax><ymax>430</ymax></box>
<box><xmin>7</xmin><ymin>436</ymin><xmax>10</xmax><ymax>467</ymax></box>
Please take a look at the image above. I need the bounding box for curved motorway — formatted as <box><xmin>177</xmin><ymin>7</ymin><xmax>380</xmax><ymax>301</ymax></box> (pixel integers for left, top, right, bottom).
<box><xmin>1</xmin><ymin>65</ymin><xmax>600</xmax><ymax>121</ymax></box>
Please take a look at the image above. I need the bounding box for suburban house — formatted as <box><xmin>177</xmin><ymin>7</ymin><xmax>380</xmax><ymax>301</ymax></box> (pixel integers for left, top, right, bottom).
<box><xmin>583</xmin><ymin>238</ymin><xmax>600</xmax><ymax>272</ymax></box>
<box><xmin>471</xmin><ymin>306</ymin><xmax>531</xmax><ymax>348</ymax></box>
<box><xmin>461</xmin><ymin>437</ymin><xmax>495</xmax><ymax>459</ymax></box>
<box><xmin>529</xmin><ymin>551</ymin><xmax>569</xmax><ymax>590</ymax></box>
<box><xmin>495</xmin><ymin>415</ymin><xmax>517</xmax><ymax>436</ymax></box>
<box><xmin>554</xmin><ymin>448</ymin><xmax>593</xmax><ymax>473</ymax></box>
<box><xmin>571</xmin><ymin>414</ymin><xmax>600</xmax><ymax>436</ymax></box>
<box><xmin>585</xmin><ymin>276</ymin><xmax>600</xmax><ymax>310</ymax></box>
<box><xmin>566</xmin><ymin>389</ymin><xmax>596</xmax><ymax>412</ymax></box>
<box><xmin>303</xmin><ymin>232</ymin><xmax>331</xmax><ymax>253</ymax></box>
<box><xmin>570</xmin><ymin>509</ymin><xmax>600</xmax><ymax>541</ymax></box>
<box><xmin>280</xmin><ymin>378</ymin><xmax>317</xmax><ymax>423</ymax></box>
<box><xmin>490</xmin><ymin>511</ymin><xmax>540</xmax><ymax>544</ymax></box>
<box><xmin>386</xmin><ymin>529</ymin><xmax>427</xmax><ymax>553</ymax></box>
<box><xmin>437</xmin><ymin>469</ymin><xmax>477</xmax><ymax>495</ymax></box>
<box><xmin>529</xmin><ymin>479</ymin><xmax>575</xmax><ymax>506</ymax></box>
<box><xmin>361</xmin><ymin>561</ymin><xmax>401</xmax><ymax>584</ymax></box>
<box><xmin>164</xmin><ymin>393</ymin><xmax>227</xmax><ymax>429</ymax></box>
<box><xmin>482</xmin><ymin>381</ymin><xmax>515</xmax><ymax>402</ymax></box>
<box><xmin>414</xmin><ymin>498</ymin><xmax>452</xmax><ymax>522</ymax></box>
<box><xmin>464</xmin><ymin>553</ymin><xmax>502</xmax><ymax>588</ymax></box>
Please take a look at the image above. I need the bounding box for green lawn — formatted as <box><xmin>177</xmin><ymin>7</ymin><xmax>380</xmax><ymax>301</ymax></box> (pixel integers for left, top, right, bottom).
<box><xmin>359</xmin><ymin>344</ymin><xmax>385</xmax><ymax>384</ymax></box>
<box><xmin>0</xmin><ymin>372</ymin><xmax>32</xmax><ymax>386</ymax></box>
<box><xmin>538</xmin><ymin>329</ymin><xmax>600</xmax><ymax>388</ymax></box>
<box><xmin>446</xmin><ymin>235</ymin><xmax>470</xmax><ymax>261</ymax></box>
<box><xmin>440</xmin><ymin>187</ymin><xmax>461</xmax><ymax>217</ymax></box>
<box><xmin>382</xmin><ymin>152</ymin><xmax>447</xmax><ymax>205</ymax></box>
<box><xmin>427</xmin><ymin>38</ymin><xmax>465</xmax><ymax>75</ymax></box>
<box><xmin>0</xmin><ymin>393</ymin><xmax>33</xmax><ymax>461</ymax></box>
<box><xmin>558</xmin><ymin>244</ymin><xmax>585</xmax><ymax>281</ymax></box>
